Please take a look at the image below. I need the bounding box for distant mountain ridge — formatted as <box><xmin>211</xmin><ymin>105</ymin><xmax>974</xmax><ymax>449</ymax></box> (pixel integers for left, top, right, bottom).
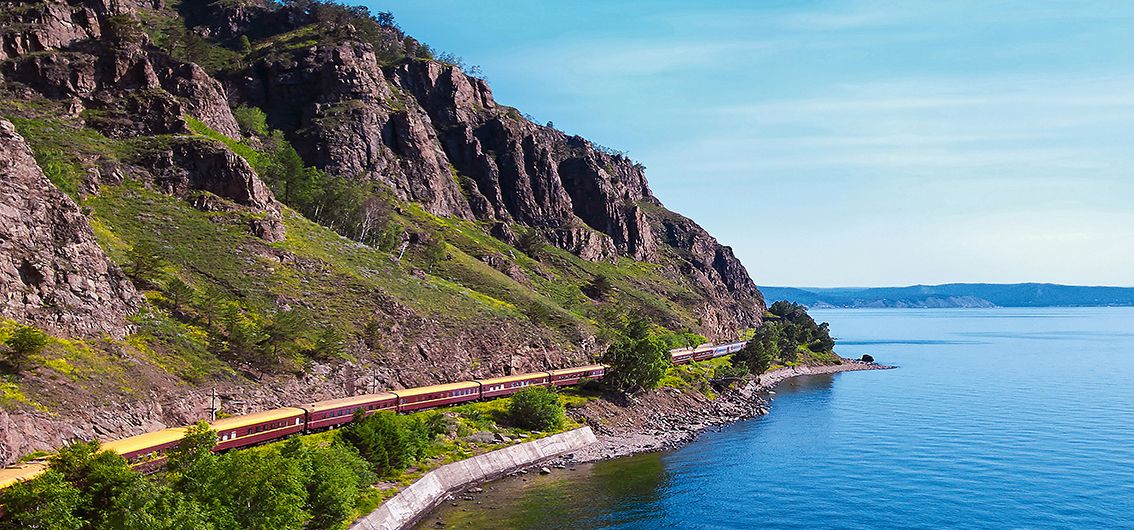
<box><xmin>759</xmin><ymin>283</ymin><xmax>1134</xmax><ymax>308</ymax></box>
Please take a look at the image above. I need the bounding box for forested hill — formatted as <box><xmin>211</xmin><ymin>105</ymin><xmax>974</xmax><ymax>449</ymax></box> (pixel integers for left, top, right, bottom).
<box><xmin>0</xmin><ymin>0</ymin><xmax>762</xmax><ymax>464</ymax></box>
<box><xmin>760</xmin><ymin>284</ymin><xmax>1134</xmax><ymax>308</ymax></box>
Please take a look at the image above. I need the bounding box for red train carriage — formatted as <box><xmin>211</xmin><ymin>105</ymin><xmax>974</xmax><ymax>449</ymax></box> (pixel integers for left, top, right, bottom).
<box><xmin>477</xmin><ymin>372</ymin><xmax>550</xmax><ymax>399</ymax></box>
<box><xmin>102</xmin><ymin>427</ymin><xmax>191</xmax><ymax>470</ymax></box>
<box><xmin>211</xmin><ymin>407</ymin><xmax>306</xmax><ymax>451</ymax></box>
<box><xmin>547</xmin><ymin>364</ymin><xmax>606</xmax><ymax>386</ymax></box>
<box><xmin>670</xmin><ymin>348</ymin><xmax>696</xmax><ymax>365</ymax></box>
<box><xmin>300</xmin><ymin>392</ymin><xmax>398</xmax><ymax>431</ymax></box>
<box><xmin>692</xmin><ymin>344</ymin><xmax>719</xmax><ymax>361</ymax></box>
<box><xmin>392</xmin><ymin>381</ymin><xmax>481</xmax><ymax>412</ymax></box>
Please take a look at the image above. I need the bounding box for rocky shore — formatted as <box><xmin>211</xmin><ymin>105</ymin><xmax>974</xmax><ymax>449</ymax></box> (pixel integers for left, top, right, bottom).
<box><xmin>566</xmin><ymin>360</ymin><xmax>894</xmax><ymax>463</ymax></box>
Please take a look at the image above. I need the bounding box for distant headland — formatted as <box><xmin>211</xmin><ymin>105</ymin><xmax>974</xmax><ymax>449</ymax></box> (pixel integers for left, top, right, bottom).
<box><xmin>760</xmin><ymin>283</ymin><xmax>1134</xmax><ymax>309</ymax></box>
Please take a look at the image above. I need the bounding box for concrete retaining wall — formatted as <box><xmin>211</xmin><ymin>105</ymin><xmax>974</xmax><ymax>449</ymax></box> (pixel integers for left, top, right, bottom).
<box><xmin>351</xmin><ymin>426</ymin><xmax>597</xmax><ymax>530</ymax></box>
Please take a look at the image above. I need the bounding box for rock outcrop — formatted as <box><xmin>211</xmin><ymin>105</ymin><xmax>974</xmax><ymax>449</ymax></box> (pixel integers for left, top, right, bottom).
<box><xmin>0</xmin><ymin>119</ymin><xmax>139</xmax><ymax>337</ymax></box>
<box><xmin>0</xmin><ymin>0</ymin><xmax>102</xmax><ymax>61</ymax></box>
<box><xmin>240</xmin><ymin>41</ymin><xmax>477</xmax><ymax>220</ymax></box>
<box><xmin>134</xmin><ymin>137</ymin><xmax>276</xmax><ymax>211</ymax></box>
<box><xmin>240</xmin><ymin>49</ymin><xmax>762</xmax><ymax>329</ymax></box>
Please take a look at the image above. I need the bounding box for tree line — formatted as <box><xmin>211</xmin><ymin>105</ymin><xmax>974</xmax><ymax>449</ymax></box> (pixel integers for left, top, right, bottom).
<box><xmin>600</xmin><ymin>301</ymin><xmax>837</xmax><ymax>392</ymax></box>
<box><xmin>730</xmin><ymin>301</ymin><xmax>837</xmax><ymax>375</ymax></box>
<box><xmin>0</xmin><ymin>410</ymin><xmax>447</xmax><ymax>530</ymax></box>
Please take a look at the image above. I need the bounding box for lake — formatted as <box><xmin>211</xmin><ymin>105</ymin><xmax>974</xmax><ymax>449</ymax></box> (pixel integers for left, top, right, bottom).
<box><xmin>417</xmin><ymin>308</ymin><xmax>1134</xmax><ymax>529</ymax></box>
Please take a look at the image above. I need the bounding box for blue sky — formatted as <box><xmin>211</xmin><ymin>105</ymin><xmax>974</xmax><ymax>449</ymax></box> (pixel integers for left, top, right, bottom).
<box><xmin>368</xmin><ymin>0</ymin><xmax>1134</xmax><ymax>287</ymax></box>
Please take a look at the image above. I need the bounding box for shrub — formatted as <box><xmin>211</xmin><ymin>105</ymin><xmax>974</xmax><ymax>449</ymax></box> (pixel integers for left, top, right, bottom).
<box><xmin>658</xmin><ymin>330</ymin><xmax>707</xmax><ymax>350</ymax></box>
<box><xmin>515</xmin><ymin>229</ymin><xmax>545</xmax><ymax>261</ymax></box>
<box><xmin>0</xmin><ymin>469</ymin><xmax>84</xmax><ymax>530</ymax></box>
<box><xmin>602</xmin><ymin>318</ymin><xmax>669</xmax><ymax>393</ymax></box>
<box><xmin>34</xmin><ymin>148</ymin><xmax>83</xmax><ymax>197</ymax></box>
<box><xmin>340</xmin><ymin>410</ymin><xmax>434</xmax><ymax>477</ymax></box>
<box><xmin>581</xmin><ymin>274</ymin><xmax>613</xmax><ymax>300</ymax></box>
<box><xmin>3</xmin><ymin>324</ymin><xmax>49</xmax><ymax>373</ymax></box>
<box><xmin>292</xmin><ymin>440</ymin><xmax>374</xmax><ymax>530</ymax></box>
<box><xmin>164</xmin><ymin>277</ymin><xmax>195</xmax><ymax>316</ymax></box>
<box><xmin>508</xmin><ymin>386</ymin><xmax>565</xmax><ymax>431</ymax></box>
<box><xmin>734</xmin><ymin>324</ymin><xmax>779</xmax><ymax>374</ymax></box>
<box><xmin>125</xmin><ymin>240</ymin><xmax>169</xmax><ymax>287</ymax></box>
<box><xmin>715</xmin><ymin>361</ymin><xmax>750</xmax><ymax>380</ymax></box>
<box><xmin>232</xmin><ymin>106</ymin><xmax>268</xmax><ymax>136</ymax></box>
<box><xmin>421</xmin><ymin>237</ymin><xmax>447</xmax><ymax>272</ymax></box>
<box><xmin>309</xmin><ymin>325</ymin><xmax>346</xmax><ymax>359</ymax></box>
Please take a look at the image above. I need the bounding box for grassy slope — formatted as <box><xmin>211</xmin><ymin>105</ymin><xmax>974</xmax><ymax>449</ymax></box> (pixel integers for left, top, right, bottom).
<box><xmin>0</xmin><ymin>103</ymin><xmax>718</xmax><ymax>410</ymax></box>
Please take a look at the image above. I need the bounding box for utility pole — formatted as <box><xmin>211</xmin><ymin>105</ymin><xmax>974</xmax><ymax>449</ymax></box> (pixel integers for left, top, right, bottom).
<box><xmin>210</xmin><ymin>388</ymin><xmax>218</xmax><ymax>421</ymax></box>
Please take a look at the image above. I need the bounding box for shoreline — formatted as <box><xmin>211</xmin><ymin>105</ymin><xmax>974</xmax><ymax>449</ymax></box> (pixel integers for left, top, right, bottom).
<box><xmin>567</xmin><ymin>359</ymin><xmax>894</xmax><ymax>464</ymax></box>
<box><xmin>407</xmin><ymin>360</ymin><xmax>893</xmax><ymax>528</ymax></box>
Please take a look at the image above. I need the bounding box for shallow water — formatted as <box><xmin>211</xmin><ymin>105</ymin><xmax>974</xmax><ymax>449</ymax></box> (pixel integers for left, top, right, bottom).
<box><xmin>417</xmin><ymin>308</ymin><xmax>1134</xmax><ymax>529</ymax></box>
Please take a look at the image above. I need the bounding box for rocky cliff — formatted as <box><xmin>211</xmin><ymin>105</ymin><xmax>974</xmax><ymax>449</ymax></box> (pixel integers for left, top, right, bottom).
<box><xmin>0</xmin><ymin>119</ymin><xmax>138</xmax><ymax>338</ymax></box>
<box><xmin>220</xmin><ymin>3</ymin><xmax>762</xmax><ymax>331</ymax></box>
<box><xmin>0</xmin><ymin>0</ymin><xmax>764</xmax><ymax>463</ymax></box>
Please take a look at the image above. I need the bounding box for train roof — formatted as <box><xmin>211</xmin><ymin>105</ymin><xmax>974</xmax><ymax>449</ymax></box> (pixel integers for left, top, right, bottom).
<box><xmin>476</xmin><ymin>371</ymin><xmax>550</xmax><ymax>385</ymax></box>
<box><xmin>210</xmin><ymin>407</ymin><xmax>306</xmax><ymax>430</ymax></box>
<box><xmin>0</xmin><ymin>462</ymin><xmax>47</xmax><ymax>489</ymax></box>
<box><xmin>301</xmin><ymin>392</ymin><xmax>398</xmax><ymax>413</ymax></box>
<box><xmin>101</xmin><ymin>427</ymin><xmax>189</xmax><ymax>456</ymax></box>
<box><xmin>390</xmin><ymin>380</ymin><xmax>480</xmax><ymax>398</ymax></box>
<box><xmin>548</xmin><ymin>364</ymin><xmax>605</xmax><ymax>375</ymax></box>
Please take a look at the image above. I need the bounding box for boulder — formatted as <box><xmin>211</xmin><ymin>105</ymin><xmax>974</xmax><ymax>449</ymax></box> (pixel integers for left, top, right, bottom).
<box><xmin>466</xmin><ymin>431</ymin><xmax>496</xmax><ymax>444</ymax></box>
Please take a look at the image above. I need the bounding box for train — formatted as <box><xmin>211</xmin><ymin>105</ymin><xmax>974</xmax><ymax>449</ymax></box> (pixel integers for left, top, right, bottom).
<box><xmin>0</xmin><ymin>341</ymin><xmax>747</xmax><ymax>491</ymax></box>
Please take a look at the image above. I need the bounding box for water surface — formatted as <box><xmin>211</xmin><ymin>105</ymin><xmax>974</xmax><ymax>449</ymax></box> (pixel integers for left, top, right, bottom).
<box><xmin>419</xmin><ymin>308</ymin><xmax>1134</xmax><ymax>529</ymax></box>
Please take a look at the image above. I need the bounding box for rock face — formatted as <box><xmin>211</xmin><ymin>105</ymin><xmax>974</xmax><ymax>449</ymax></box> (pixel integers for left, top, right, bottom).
<box><xmin>135</xmin><ymin>138</ymin><xmax>276</xmax><ymax>211</ymax></box>
<box><xmin>1</xmin><ymin>0</ymin><xmax>284</xmax><ymax>237</ymax></box>
<box><xmin>240</xmin><ymin>41</ymin><xmax>477</xmax><ymax>220</ymax></box>
<box><xmin>236</xmin><ymin>40</ymin><xmax>763</xmax><ymax>331</ymax></box>
<box><xmin>0</xmin><ymin>119</ymin><xmax>139</xmax><ymax>337</ymax></box>
<box><xmin>0</xmin><ymin>0</ymin><xmax>762</xmax><ymax>335</ymax></box>
<box><xmin>0</xmin><ymin>1</ymin><xmax>102</xmax><ymax>61</ymax></box>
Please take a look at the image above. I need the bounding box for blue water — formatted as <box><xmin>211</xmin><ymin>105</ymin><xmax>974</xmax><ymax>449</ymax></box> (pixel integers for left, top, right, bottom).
<box><xmin>420</xmin><ymin>308</ymin><xmax>1134</xmax><ymax>529</ymax></box>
